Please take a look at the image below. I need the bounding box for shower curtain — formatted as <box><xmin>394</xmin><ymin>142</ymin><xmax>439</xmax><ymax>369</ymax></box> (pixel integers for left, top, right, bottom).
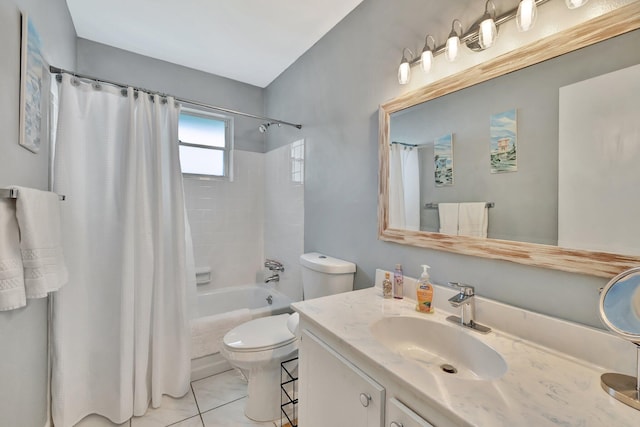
<box><xmin>51</xmin><ymin>75</ymin><xmax>192</xmax><ymax>426</ymax></box>
<box><xmin>389</xmin><ymin>144</ymin><xmax>420</xmax><ymax>231</ymax></box>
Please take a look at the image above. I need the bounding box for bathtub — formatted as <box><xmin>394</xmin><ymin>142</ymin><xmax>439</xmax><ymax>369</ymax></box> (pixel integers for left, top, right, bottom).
<box><xmin>190</xmin><ymin>284</ymin><xmax>294</xmax><ymax>381</ymax></box>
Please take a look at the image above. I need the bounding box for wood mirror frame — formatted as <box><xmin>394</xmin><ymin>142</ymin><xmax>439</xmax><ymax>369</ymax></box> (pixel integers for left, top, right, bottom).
<box><xmin>378</xmin><ymin>2</ymin><xmax>640</xmax><ymax>278</ymax></box>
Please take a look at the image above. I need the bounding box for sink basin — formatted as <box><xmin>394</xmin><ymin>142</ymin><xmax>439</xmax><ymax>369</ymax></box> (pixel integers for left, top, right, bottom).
<box><xmin>370</xmin><ymin>316</ymin><xmax>507</xmax><ymax>381</ymax></box>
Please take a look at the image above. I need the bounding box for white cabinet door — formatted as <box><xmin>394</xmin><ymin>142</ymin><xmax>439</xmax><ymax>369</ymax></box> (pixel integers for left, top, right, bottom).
<box><xmin>299</xmin><ymin>330</ymin><xmax>385</xmax><ymax>427</ymax></box>
<box><xmin>387</xmin><ymin>398</ymin><xmax>435</xmax><ymax>427</ymax></box>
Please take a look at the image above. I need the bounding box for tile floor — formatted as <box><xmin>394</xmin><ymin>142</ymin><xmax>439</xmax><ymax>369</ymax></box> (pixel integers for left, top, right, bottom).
<box><xmin>74</xmin><ymin>369</ymin><xmax>283</xmax><ymax>427</ymax></box>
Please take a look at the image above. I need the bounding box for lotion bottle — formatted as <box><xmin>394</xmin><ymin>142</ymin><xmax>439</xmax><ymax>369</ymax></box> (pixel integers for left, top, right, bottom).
<box><xmin>416</xmin><ymin>265</ymin><xmax>434</xmax><ymax>313</ymax></box>
<box><xmin>393</xmin><ymin>264</ymin><xmax>404</xmax><ymax>299</ymax></box>
<box><xmin>382</xmin><ymin>272</ymin><xmax>392</xmax><ymax>299</ymax></box>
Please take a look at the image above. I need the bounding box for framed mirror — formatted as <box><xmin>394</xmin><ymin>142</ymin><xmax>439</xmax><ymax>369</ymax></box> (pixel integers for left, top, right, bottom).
<box><xmin>378</xmin><ymin>3</ymin><xmax>640</xmax><ymax>278</ymax></box>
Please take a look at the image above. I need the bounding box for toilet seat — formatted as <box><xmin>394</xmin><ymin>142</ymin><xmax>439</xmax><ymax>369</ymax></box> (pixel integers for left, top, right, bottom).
<box><xmin>223</xmin><ymin>313</ymin><xmax>296</xmax><ymax>353</ymax></box>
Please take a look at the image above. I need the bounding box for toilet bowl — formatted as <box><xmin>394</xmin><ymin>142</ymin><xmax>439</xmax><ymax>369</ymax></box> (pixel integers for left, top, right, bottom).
<box><xmin>220</xmin><ymin>314</ymin><xmax>298</xmax><ymax>421</ymax></box>
<box><xmin>220</xmin><ymin>252</ymin><xmax>356</xmax><ymax>422</ymax></box>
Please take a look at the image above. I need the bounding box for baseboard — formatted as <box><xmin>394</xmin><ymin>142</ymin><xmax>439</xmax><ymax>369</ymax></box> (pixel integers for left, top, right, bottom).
<box><xmin>190</xmin><ymin>353</ymin><xmax>232</xmax><ymax>381</ymax></box>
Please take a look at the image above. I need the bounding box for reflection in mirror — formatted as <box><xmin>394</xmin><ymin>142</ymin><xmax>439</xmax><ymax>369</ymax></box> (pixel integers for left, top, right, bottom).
<box><xmin>389</xmin><ymin>28</ymin><xmax>640</xmax><ymax>248</ymax></box>
<box><xmin>601</xmin><ymin>268</ymin><xmax>640</xmax><ymax>338</ymax></box>
<box><xmin>378</xmin><ymin>4</ymin><xmax>640</xmax><ymax>277</ymax></box>
<box><xmin>388</xmin><ymin>142</ymin><xmax>420</xmax><ymax>231</ymax></box>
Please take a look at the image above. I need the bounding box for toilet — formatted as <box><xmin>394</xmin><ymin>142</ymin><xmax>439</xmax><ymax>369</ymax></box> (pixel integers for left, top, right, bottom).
<box><xmin>220</xmin><ymin>252</ymin><xmax>356</xmax><ymax>422</ymax></box>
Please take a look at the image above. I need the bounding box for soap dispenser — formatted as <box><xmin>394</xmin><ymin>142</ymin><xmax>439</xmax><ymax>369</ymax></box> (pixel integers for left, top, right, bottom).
<box><xmin>393</xmin><ymin>264</ymin><xmax>404</xmax><ymax>299</ymax></box>
<box><xmin>416</xmin><ymin>265</ymin><xmax>434</xmax><ymax>313</ymax></box>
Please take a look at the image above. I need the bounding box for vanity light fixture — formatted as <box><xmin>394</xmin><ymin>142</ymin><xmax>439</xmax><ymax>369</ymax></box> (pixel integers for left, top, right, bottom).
<box><xmin>516</xmin><ymin>0</ymin><xmax>538</xmax><ymax>31</ymax></box>
<box><xmin>398</xmin><ymin>48</ymin><xmax>414</xmax><ymax>85</ymax></box>
<box><xmin>478</xmin><ymin>1</ymin><xmax>498</xmax><ymax>49</ymax></box>
<box><xmin>445</xmin><ymin>19</ymin><xmax>463</xmax><ymax>62</ymax></box>
<box><xmin>565</xmin><ymin>0</ymin><xmax>589</xmax><ymax>9</ymax></box>
<box><xmin>393</xmin><ymin>0</ymin><xmax>596</xmax><ymax>85</ymax></box>
<box><xmin>420</xmin><ymin>35</ymin><xmax>436</xmax><ymax>73</ymax></box>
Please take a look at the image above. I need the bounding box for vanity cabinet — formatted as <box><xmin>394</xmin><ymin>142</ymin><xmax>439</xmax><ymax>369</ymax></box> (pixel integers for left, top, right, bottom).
<box><xmin>299</xmin><ymin>330</ymin><xmax>385</xmax><ymax>427</ymax></box>
<box><xmin>299</xmin><ymin>329</ymin><xmax>436</xmax><ymax>427</ymax></box>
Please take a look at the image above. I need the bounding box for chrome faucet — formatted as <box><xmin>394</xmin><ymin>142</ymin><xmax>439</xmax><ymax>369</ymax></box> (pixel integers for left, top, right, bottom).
<box><xmin>264</xmin><ymin>259</ymin><xmax>283</xmax><ymax>284</ymax></box>
<box><xmin>446</xmin><ymin>282</ymin><xmax>491</xmax><ymax>334</ymax></box>
<box><xmin>265</xmin><ymin>273</ymin><xmax>280</xmax><ymax>283</ymax></box>
<box><xmin>265</xmin><ymin>259</ymin><xmax>285</xmax><ymax>272</ymax></box>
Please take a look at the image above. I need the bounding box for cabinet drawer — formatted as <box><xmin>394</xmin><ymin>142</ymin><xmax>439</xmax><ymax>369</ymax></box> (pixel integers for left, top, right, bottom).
<box><xmin>387</xmin><ymin>398</ymin><xmax>434</xmax><ymax>427</ymax></box>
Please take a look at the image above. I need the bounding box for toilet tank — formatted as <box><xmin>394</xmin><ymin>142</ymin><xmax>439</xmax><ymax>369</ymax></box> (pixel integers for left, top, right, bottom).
<box><xmin>300</xmin><ymin>252</ymin><xmax>356</xmax><ymax>300</ymax></box>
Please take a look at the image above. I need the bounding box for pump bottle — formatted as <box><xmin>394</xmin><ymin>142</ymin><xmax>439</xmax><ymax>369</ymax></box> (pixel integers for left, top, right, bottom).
<box><xmin>393</xmin><ymin>264</ymin><xmax>404</xmax><ymax>299</ymax></box>
<box><xmin>416</xmin><ymin>265</ymin><xmax>434</xmax><ymax>313</ymax></box>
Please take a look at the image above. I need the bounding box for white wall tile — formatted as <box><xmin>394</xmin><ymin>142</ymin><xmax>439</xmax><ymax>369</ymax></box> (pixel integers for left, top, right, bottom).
<box><xmin>264</xmin><ymin>141</ymin><xmax>305</xmax><ymax>302</ymax></box>
<box><xmin>184</xmin><ymin>151</ymin><xmax>264</xmax><ymax>293</ymax></box>
<box><xmin>184</xmin><ymin>144</ymin><xmax>303</xmax><ymax>301</ymax></box>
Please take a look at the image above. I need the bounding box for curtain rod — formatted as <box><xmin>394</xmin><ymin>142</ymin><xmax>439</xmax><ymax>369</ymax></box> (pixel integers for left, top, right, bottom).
<box><xmin>49</xmin><ymin>66</ymin><xmax>303</xmax><ymax>130</ymax></box>
<box><xmin>391</xmin><ymin>141</ymin><xmax>428</xmax><ymax>148</ymax></box>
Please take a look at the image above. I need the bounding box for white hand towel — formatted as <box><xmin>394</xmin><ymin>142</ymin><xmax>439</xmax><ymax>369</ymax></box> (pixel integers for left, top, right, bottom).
<box><xmin>190</xmin><ymin>308</ymin><xmax>252</xmax><ymax>359</ymax></box>
<box><xmin>438</xmin><ymin>203</ymin><xmax>459</xmax><ymax>235</ymax></box>
<box><xmin>458</xmin><ymin>202</ymin><xmax>489</xmax><ymax>238</ymax></box>
<box><xmin>12</xmin><ymin>186</ymin><xmax>68</xmax><ymax>298</ymax></box>
<box><xmin>0</xmin><ymin>199</ymin><xmax>26</xmax><ymax>311</ymax></box>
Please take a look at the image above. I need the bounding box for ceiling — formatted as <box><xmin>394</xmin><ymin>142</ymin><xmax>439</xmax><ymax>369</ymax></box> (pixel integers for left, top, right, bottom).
<box><xmin>65</xmin><ymin>0</ymin><xmax>365</xmax><ymax>88</ymax></box>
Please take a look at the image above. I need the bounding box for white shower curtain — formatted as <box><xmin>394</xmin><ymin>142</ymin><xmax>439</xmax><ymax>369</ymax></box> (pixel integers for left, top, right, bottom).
<box><xmin>389</xmin><ymin>144</ymin><xmax>406</xmax><ymax>229</ymax></box>
<box><xmin>51</xmin><ymin>75</ymin><xmax>192</xmax><ymax>426</ymax></box>
<box><xmin>389</xmin><ymin>144</ymin><xmax>420</xmax><ymax>230</ymax></box>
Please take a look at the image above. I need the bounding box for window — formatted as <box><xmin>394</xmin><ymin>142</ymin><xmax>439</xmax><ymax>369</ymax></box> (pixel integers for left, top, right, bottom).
<box><xmin>178</xmin><ymin>108</ymin><xmax>233</xmax><ymax>177</ymax></box>
<box><xmin>290</xmin><ymin>139</ymin><xmax>304</xmax><ymax>184</ymax></box>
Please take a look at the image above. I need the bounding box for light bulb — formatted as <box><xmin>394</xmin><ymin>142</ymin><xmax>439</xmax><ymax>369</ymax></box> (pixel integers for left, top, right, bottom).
<box><xmin>446</xmin><ymin>20</ymin><xmax>462</xmax><ymax>62</ymax></box>
<box><xmin>478</xmin><ymin>1</ymin><xmax>497</xmax><ymax>49</ymax></box>
<box><xmin>398</xmin><ymin>61</ymin><xmax>411</xmax><ymax>85</ymax></box>
<box><xmin>516</xmin><ymin>0</ymin><xmax>537</xmax><ymax>32</ymax></box>
<box><xmin>397</xmin><ymin>48</ymin><xmax>412</xmax><ymax>85</ymax></box>
<box><xmin>420</xmin><ymin>50</ymin><xmax>433</xmax><ymax>73</ymax></box>
<box><xmin>445</xmin><ymin>36</ymin><xmax>459</xmax><ymax>62</ymax></box>
<box><xmin>565</xmin><ymin>0</ymin><xmax>589</xmax><ymax>9</ymax></box>
<box><xmin>420</xmin><ymin>35</ymin><xmax>435</xmax><ymax>74</ymax></box>
<box><xmin>479</xmin><ymin>17</ymin><xmax>497</xmax><ymax>49</ymax></box>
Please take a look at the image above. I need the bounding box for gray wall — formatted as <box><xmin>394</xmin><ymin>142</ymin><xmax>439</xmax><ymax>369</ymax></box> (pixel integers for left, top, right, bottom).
<box><xmin>265</xmin><ymin>0</ymin><xmax>617</xmax><ymax>329</ymax></box>
<box><xmin>76</xmin><ymin>39</ymin><xmax>266</xmax><ymax>152</ymax></box>
<box><xmin>0</xmin><ymin>0</ymin><xmax>76</xmax><ymax>426</ymax></box>
<box><xmin>391</xmin><ymin>29</ymin><xmax>640</xmax><ymax>245</ymax></box>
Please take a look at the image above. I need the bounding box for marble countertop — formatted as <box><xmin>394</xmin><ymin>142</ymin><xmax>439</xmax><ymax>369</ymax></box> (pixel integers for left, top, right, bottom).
<box><xmin>292</xmin><ymin>287</ymin><xmax>640</xmax><ymax>427</ymax></box>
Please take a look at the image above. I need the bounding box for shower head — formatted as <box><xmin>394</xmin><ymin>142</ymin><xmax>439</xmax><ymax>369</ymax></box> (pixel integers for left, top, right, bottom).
<box><xmin>259</xmin><ymin>123</ymin><xmax>271</xmax><ymax>133</ymax></box>
<box><xmin>258</xmin><ymin>122</ymin><xmax>282</xmax><ymax>133</ymax></box>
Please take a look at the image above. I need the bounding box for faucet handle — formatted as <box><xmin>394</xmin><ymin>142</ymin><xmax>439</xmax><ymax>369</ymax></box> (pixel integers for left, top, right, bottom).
<box><xmin>447</xmin><ymin>282</ymin><xmax>475</xmax><ymax>296</ymax></box>
<box><xmin>265</xmin><ymin>259</ymin><xmax>285</xmax><ymax>272</ymax></box>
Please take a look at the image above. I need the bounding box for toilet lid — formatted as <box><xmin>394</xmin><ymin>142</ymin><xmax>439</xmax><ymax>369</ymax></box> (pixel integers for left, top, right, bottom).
<box><xmin>223</xmin><ymin>314</ymin><xmax>296</xmax><ymax>352</ymax></box>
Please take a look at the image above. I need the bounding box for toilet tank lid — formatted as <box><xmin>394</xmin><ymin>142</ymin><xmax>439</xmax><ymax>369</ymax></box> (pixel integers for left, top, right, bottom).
<box><xmin>300</xmin><ymin>252</ymin><xmax>356</xmax><ymax>274</ymax></box>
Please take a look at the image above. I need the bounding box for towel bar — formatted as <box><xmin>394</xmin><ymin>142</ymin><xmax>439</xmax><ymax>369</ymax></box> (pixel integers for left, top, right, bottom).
<box><xmin>425</xmin><ymin>202</ymin><xmax>494</xmax><ymax>209</ymax></box>
<box><xmin>0</xmin><ymin>188</ymin><xmax>66</xmax><ymax>201</ymax></box>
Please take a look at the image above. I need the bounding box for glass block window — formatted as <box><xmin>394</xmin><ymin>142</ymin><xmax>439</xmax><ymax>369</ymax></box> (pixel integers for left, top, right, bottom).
<box><xmin>290</xmin><ymin>139</ymin><xmax>304</xmax><ymax>184</ymax></box>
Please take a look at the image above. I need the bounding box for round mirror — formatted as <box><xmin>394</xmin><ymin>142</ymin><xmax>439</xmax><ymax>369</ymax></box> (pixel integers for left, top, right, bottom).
<box><xmin>599</xmin><ymin>266</ymin><xmax>640</xmax><ymax>342</ymax></box>
<box><xmin>599</xmin><ymin>267</ymin><xmax>640</xmax><ymax>411</ymax></box>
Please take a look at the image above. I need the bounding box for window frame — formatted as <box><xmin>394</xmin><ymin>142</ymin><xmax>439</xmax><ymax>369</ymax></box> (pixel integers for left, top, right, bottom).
<box><xmin>178</xmin><ymin>106</ymin><xmax>234</xmax><ymax>179</ymax></box>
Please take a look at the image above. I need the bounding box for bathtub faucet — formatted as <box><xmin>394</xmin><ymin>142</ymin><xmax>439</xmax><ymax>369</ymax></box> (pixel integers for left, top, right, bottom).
<box><xmin>265</xmin><ymin>259</ymin><xmax>285</xmax><ymax>272</ymax></box>
<box><xmin>265</xmin><ymin>273</ymin><xmax>280</xmax><ymax>284</ymax></box>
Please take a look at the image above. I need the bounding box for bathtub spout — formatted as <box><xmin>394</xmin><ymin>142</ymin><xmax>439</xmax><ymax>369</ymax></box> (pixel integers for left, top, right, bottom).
<box><xmin>265</xmin><ymin>273</ymin><xmax>280</xmax><ymax>283</ymax></box>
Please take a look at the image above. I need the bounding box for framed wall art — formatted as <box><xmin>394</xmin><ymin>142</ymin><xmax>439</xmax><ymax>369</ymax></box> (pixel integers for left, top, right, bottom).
<box><xmin>434</xmin><ymin>133</ymin><xmax>453</xmax><ymax>186</ymax></box>
<box><xmin>490</xmin><ymin>109</ymin><xmax>517</xmax><ymax>173</ymax></box>
<box><xmin>19</xmin><ymin>13</ymin><xmax>50</xmax><ymax>153</ymax></box>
